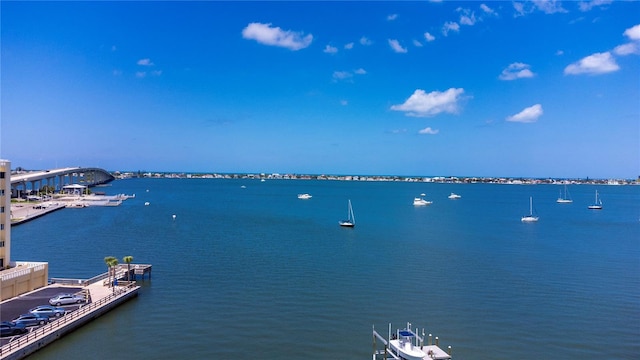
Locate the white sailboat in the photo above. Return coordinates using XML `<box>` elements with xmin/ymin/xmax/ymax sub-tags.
<box><xmin>339</xmin><ymin>199</ymin><xmax>355</xmax><ymax>227</ymax></box>
<box><xmin>556</xmin><ymin>185</ymin><xmax>573</xmax><ymax>203</ymax></box>
<box><xmin>588</xmin><ymin>190</ymin><xmax>603</xmax><ymax>210</ymax></box>
<box><xmin>521</xmin><ymin>196</ymin><xmax>539</xmax><ymax>222</ymax></box>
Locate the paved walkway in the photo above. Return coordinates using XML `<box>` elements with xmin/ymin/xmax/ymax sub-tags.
<box><xmin>10</xmin><ymin>201</ymin><xmax>66</xmax><ymax>225</ymax></box>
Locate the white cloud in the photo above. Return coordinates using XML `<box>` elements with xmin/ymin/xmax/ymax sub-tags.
<box><xmin>340</xmin><ymin>100</ymin><xmax>348</xmax><ymax>106</ymax></box>
<box><xmin>578</xmin><ymin>0</ymin><xmax>613</xmax><ymax>12</ymax></box>
<box><xmin>442</xmin><ymin>22</ymin><xmax>460</xmax><ymax>36</ymax></box>
<box><xmin>332</xmin><ymin>71</ymin><xmax>352</xmax><ymax>81</ymax></box>
<box><xmin>564</xmin><ymin>52</ymin><xmax>619</xmax><ymax>75</ymax></box>
<box><xmin>480</xmin><ymin>3</ymin><xmax>496</xmax><ymax>15</ymax></box>
<box><xmin>424</xmin><ymin>32</ymin><xmax>435</xmax><ymax>42</ymax></box>
<box><xmin>388</xmin><ymin>39</ymin><xmax>408</xmax><ymax>53</ymax></box>
<box><xmin>344</xmin><ymin>42</ymin><xmax>354</xmax><ymax>50</ymax></box>
<box><xmin>624</xmin><ymin>24</ymin><xmax>640</xmax><ymax>41</ymax></box>
<box><xmin>360</xmin><ymin>36</ymin><xmax>373</xmax><ymax>46</ymax></box>
<box><xmin>533</xmin><ymin>0</ymin><xmax>567</xmax><ymax>14</ymax></box>
<box><xmin>614</xmin><ymin>43</ymin><xmax>639</xmax><ymax>56</ymax></box>
<box><xmin>324</xmin><ymin>45</ymin><xmax>338</xmax><ymax>54</ymax></box>
<box><xmin>499</xmin><ymin>62</ymin><xmax>535</xmax><ymax>80</ymax></box>
<box><xmin>387</xmin><ymin>14</ymin><xmax>398</xmax><ymax>21</ymax></box>
<box><xmin>135</xmin><ymin>71</ymin><xmax>146</xmax><ymax>78</ymax></box>
<box><xmin>137</xmin><ymin>58</ymin><xmax>154</xmax><ymax>66</ymax></box>
<box><xmin>418</xmin><ymin>127</ymin><xmax>439</xmax><ymax>135</ymax></box>
<box><xmin>242</xmin><ymin>22</ymin><xmax>312</xmax><ymax>51</ymax></box>
<box><xmin>457</xmin><ymin>8</ymin><xmax>477</xmax><ymax>26</ymax></box>
<box><xmin>507</xmin><ymin>104</ymin><xmax>543</xmax><ymax>123</ymax></box>
<box><xmin>391</xmin><ymin>88</ymin><xmax>465</xmax><ymax>117</ymax></box>
<box><xmin>413</xmin><ymin>39</ymin><xmax>423</xmax><ymax>47</ymax></box>
<box><xmin>333</xmin><ymin>69</ymin><xmax>366</xmax><ymax>82</ymax></box>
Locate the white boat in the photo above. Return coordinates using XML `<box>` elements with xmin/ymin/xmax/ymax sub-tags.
<box><xmin>413</xmin><ymin>196</ymin><xmax>433</xmax><ymax>206</ymax></box>
<box><xmin>521</xmin><ymin>196</ymin><xmax>539</xmax><ymax>222</ymax></box>
<box><xmin>372</xmin><ymin>323</ymin><xmax>451</xmax><ymax>360</ymax></box>
<box><xmin>448</xmin><ymin>192</ymin><xmax>461</xmax><ymax>199</ymax></box>
<box><xmin>556</xmin><ymin>185</ymin><xmax>573</xmax><ymax>203</ymax></box>
<box><xmin>339</xmin><ymin>199</ymin><xmax>355</xmax><ymax>227</ymax></box>
<box><xmin>297</xmin><ymin>193</ymin><xmax>312</xmax><ymax>199</ymax></box>
<box><xmin>588</xmin><ymin>190</ymin><xmax>603</xmax><ymax>210</ymax></box>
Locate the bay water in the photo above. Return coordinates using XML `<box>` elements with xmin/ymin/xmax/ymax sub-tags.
<box><xmin>10</xmin><ymin>179</ymin><xmax>640</xmax><ymax>359</ymax></box>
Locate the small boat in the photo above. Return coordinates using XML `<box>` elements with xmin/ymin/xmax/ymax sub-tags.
<box><xmin>448</xmin><ymin>192</ymin><xmax>461</xmax><ymax>199</ymax></box>
<box><xmin>413</xmin><ymin>196</ymin><xmax>433</xmax><ymax>206</ymax></box>
<box><xmin>556</xmin><ymin>185</ymin><xmax>573</xmax><ymax>203</ymax></box>
<box><xmin>588</xmin><ymin>190</ymin><xmax>603</xmax><ymax>210</ymax></box>
<box><xmin>339</xmin><ymin>199</ymin><xmax>355</xmax><ymax>227</ymax></box>
<box><xmin>521</xmin><ymin>196</ymin><xmax>539</xmax><ymax>222</ymax></box>
<box><xmin>297</xmin><ymin>193</ymin><xmax>312</xmax><ymax>199</ymax></box>
<box><xmin>372</xmin><ymin>323</ymin><xmax>451</xmax><ymax>360</ymax></box>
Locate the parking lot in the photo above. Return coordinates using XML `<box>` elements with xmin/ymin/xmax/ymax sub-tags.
<box><xmin>0</xmin><ymin>286</ymin><xmax>88</xmax><ymax>344</ymax></box>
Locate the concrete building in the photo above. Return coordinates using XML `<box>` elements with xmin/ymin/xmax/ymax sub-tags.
<box><xmin>1</xmin><ymin>159</ymin><xmax>10</xmax><ymax>268</ymax></box>
<box><xmin>0</xmin><ymin>159</ymin><xmax>49</xmax><ymax>301</ymax></box>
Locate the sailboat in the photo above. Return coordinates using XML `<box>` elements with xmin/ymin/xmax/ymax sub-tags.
<box><xmin>339</xmin><ymin>199</ymin><xmax>355</xmax><ymax>227</ymax></box>
<box><xmin>588</xmin><ymin>190</ymin><xmax>603</xmax><ymax>210</ymax></box>
<box><xmin>521</xmin><ymin>196</ymin><xmax>539</xmax><ymax>222</ymax></box>
<box><xmin>556</xmin><ymin>184</ymin><xmax>573</xmax><ymax>203</ymax></box>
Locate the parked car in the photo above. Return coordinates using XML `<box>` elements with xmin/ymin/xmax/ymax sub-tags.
<box><xmin>0</xmin><ymin>321</ymin><xmax>27</xmax><ymax>337</ymax></box>
<box><xmin>49</xmin><ymin>293</ymin><xmax>86</xmax><ymax>306</ymax></box>
<box><xmin>12</xmin><ymin>313</ymin><xmax>49</xmax><ymax>327</ymax></box>
<box><xmin>29</xmin><ymin>305</ymin><xmax>66</xmax><ymax>318</ymax></box>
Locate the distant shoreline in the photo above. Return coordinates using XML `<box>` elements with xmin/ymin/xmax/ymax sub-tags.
<box><xmin>112</xmin><ymin>172</ymin><xmax>639</xmax><ymax>185</ymax></box>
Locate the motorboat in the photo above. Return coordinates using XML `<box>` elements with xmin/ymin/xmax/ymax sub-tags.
<box><xmin>413</xmin><ymin>197</ymin><xmax>433</xmax><ymax>206</ymax></box>
<box><xmin>297</xmin><ymin>193</ymin><xmax>312</xmax><ymax>199</ymax></box>
<box><xmin>372</xmin><ymin>322</ymin><xmax>451</xmax><ymax>360</ymax></box>
<box><xmin>521</xmin><ymin>196</ymin><xmax>539</xmax><ymax>222</ymax></box>
<box><xmin>448</xmin><ymin>193</ymin><xmax>461</xmax><ymax>199</ymax></box>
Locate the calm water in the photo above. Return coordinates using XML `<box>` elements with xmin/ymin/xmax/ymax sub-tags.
<box><xmin>10</xmin><ymin>179</ymin><xmax>640</xmax><ymax>359</ymax></box>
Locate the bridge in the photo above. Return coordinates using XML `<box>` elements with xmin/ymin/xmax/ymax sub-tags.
<box><xmin>10</xmin><ymin>167</ymin><xmax>115</xmax><ymax>197</ymax></box>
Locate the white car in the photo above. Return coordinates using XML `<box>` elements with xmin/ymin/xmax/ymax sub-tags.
<box><xmin>49</xmin><ymin>293</ymin><xmax>86</xmax><ymax>306</ymax></box>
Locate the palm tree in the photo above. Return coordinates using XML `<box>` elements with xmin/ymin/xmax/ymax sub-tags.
<box><xmin>123</xmin><ymin>256</ymin><xmax>134</xmax><ymax>282</ymax></box>
<box><xmin>104</xmin><ymin>256</ymin><xmax>117</xmax><ymax>287</ymax></box>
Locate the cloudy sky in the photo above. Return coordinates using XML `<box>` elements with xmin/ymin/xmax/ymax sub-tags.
<box><xmin>1</xmin><ymin>1</ymin><xmax>638</xmax><ymax>178</ymax></box>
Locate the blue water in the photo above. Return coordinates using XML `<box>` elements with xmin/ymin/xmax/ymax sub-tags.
<box><xmin>10</xmin><ymin>179</ymin><xmax>640</xmax><ymax>359</ymax></box>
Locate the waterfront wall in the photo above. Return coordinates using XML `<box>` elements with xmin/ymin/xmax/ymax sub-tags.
<box><xmin>0</xmin><ymin>262</ymin><xmax>48</xmax><ymax>301</ymax></box>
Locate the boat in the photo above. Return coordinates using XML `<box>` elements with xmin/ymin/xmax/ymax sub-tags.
<box><xmin>339</xmin><ymin>199</ymin><xmax>355</xmax><ymax>227</ymax></box>
<box><xmin>588</xmin><ymin>190</ymin><xmax>603</xmax><ymax>210</ymax></box>
<box><xmin>372</xmin><ymin>323</ymin><xmax>452</xmax><ymax>360</ymax></box>
<box><xmin>297</xmin><ymin>193</ymin><xmax>312</xmax><ymax>199</ymax></box>
<box><xmin>521</xmin><ymin>196</ymin><xmax>539</xmax><ymax>222</ymax></box>
<box><xmin>413</xmin><ymin>196</ymin><xmax>433</xmax><ymax>206</ymax></box>
<box><xmin>556</xmin><ymin>185</ymin><xmax>573</xmax><ymax>203</ymax></box>
<box><xmin>448</xmin><ymin>192</ymin><xmax>461</xmax><ymax>199</ymax></box>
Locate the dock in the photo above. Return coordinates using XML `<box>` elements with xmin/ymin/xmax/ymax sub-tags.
<box><xmin>0</xmin><ymin>264</ymin><xmax>150</xmax><ymax>360</ymax></box>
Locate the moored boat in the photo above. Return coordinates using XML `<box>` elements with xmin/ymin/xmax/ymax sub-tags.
<box><xmin>297</xmin><ymin>193</ymin><xmax>312</xmax><ymax>199</ymax></box>
<box><xmin>448</xmin><ymin>193</ymin><xmax>461</xmax><ymax>199</ymax></box>
<box><xmin>372</xmin><ymin>322</ymin><xmax>452</xmax><ymax>360</ymax></box>
<box><xmin>339</xmin><ymin>199</ymin><xmax>355</xmax><ymax>227</ymax></box>
<box><xmin>413</xmin><ymin>196</ymin><xmax>433</xmax><ymax>206</ymax></box>
<box><xmin>588</xmin><ymin>190</ymin><xmax>603</xmax><ymax>210</ymax></box>
<box><xmin>521</xmin><ymin>196</ymin><xmax>539</xmax><ymax>222</ymax></box>
<box><xmin>556</xmin><ymin>185</ymin><xmax>573</xmax><ymax>203</ymax></box>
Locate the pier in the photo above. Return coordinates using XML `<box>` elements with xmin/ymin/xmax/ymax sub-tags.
<box><xmin>0</xmin><ymin>264</ymin><xmax>150</xmax><ymax>360</ymax></box>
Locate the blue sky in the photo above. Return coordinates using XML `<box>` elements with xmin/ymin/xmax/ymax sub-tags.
<box><xmin>1</xmin><ymin>1</ymin><xmax>638</xmax><ymax>178</ymax></box>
